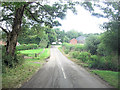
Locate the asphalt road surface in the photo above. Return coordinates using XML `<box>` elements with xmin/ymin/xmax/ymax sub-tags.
<box><xmin>21</xmin><ymin>46</ymin><xmax>112</xmax><ymax>88</ymax></box>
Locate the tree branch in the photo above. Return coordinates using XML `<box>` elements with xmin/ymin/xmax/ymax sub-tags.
<box><xmin>0</xmin><ymin>26</ymin><xmax>9</xmax><ymax>34</ymax></box>
<box><xmin>35</xmin><ymin>2</ymin><xmax>52</xmax><ymax>15</ymax></box>
<box><xmin>25</xmin><ymin>7</ymin><xmax>43</xmax><ymax>23</ymax></box>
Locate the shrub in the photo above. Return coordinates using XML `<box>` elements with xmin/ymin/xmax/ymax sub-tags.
<box><xmin>88</xmin><ymin>55</ymin><xmax>105</xmax><ymax>69</ymax></box>
<box><xmin>88</xmin><ymin>55</ymin><xmax>118</xmax><ymax>71</ymax></box>
<box><xmin>64</xmin><ymin>49</ymin><xmax>69</xmax><ymax>54</ymax></box>
<box><xmin>2</xmin><ymin>46</ymin><xmax>24</xmax><ymax>73</ymax></box>
<box><xmin>77</xmin><ymin>52</ymin><xmax>91</xmax><ymax>63</ymax></box>
<box><xmin>74</xmin><ymin>44</ymin><xmax>84</xmax><ymax>51</ymax></box>
<box><xmin>16</xmin><ymin>44</ymin><xmax>38</xmax><ymax>50</ymax></box>
<box><xmin>71</xmin><ymin>51</ymin><xmax>80</xmax><ymax>58</ymax></box>
<box><xmin>62</xmin><ymin>43</ymin><xmax>74</xmax><ymax>51</ymax></box>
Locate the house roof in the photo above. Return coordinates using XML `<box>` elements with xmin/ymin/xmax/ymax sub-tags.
<box><xmin>76</xmin><ymin>36</ymin><xmax>86</xmax><ymax>41</ymax></box>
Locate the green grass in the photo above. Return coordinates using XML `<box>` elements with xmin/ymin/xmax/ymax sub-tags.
<box><xmin>38</xmin><ymin>48</ymin><xmax>50</xmax><ymax>60</ymax></box>
<box><xmin>2</xmin><ymin>48</ymin><xmax>50</xmax><ymax>88</ymax></box>
<box><xmin>19</xmin><ymin>48</ymin><xmax>43</xmax><ymax>57</ymax></box>
<box><xmin>91</xmin><ymin>70</ymin><xmax>119</xmax><ymax>88</ymax></box>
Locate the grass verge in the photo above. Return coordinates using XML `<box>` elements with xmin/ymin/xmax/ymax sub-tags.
<box><xmin>19</xmin><ymin>48</ymin><xmax>43</xmax><ymax>57</ymax></box>
<box><xmin>91</xmin><ymin>70</ymin><xmax>118</xmax><ymax>88</ymax></box>
<box><xmin>2</xmin><ymin>48</ymin><xmax>50</xmax><ymax>88</ymax></box>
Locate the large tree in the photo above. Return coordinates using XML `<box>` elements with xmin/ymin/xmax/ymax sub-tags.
<box><xmin>82</xmin><ymin>2</ymin><xmax>119</xmax><ymax>54</ymax></box>
<box><xmin>0</xmin><ymin>1</ymin><xmax>77</xmax><ymax>56</ymax></box>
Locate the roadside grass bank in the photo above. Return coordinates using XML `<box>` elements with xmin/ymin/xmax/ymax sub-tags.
<box><xmin>58</xmin><ymin>46</ymin><xmax>119</xmax><ymax>88</ymax></box>
<box><xmin>2</xmin><ymin>48</ymin><xmax>50</xmax><ymax>88</ymax></box>
<box><xmin>91</xmin><ymin>70</ymin><xmax>118</xmax><ymax>88</ymax></box>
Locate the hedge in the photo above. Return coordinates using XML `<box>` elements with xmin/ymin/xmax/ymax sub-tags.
<box><xmin>16</xmin><ymin>44</ymin><xmax>38</xmax><ymax>50</ymax></box>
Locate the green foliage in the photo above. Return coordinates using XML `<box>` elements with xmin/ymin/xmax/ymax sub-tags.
<box><xmin>16</xmin><ymin>44</ymin><xmax>38</xmax><ymax>50</ymax></box>
<box><xmin>88</xmin><ymin>55</ymin><xmax>118</xmax><ymax>71</ymax></box>
<box><xmin>77</xmin><ymin>52</ymin><xmax>91</xmax><ymax>63</ymax></box>
<box><xmin>74</xmin><ymin>44</ymin><xmax>84</xmax><ymax>51</ymax></box>
<box><xmin>97</xmin><ymin>42</ymin><xmax>107</xmax><ymax>56</ymax></box>
<box><xmin>39</xmin><ymin>33</ymin><xmax>49</xmax><ymax>48</ymax></box>
<box><xmin>71</xmin><ymin>51</ymin><xmax>80</xmax><ymax>58</ymax></box>
<box><xmin>45</xmin><ymin>28</ymin><xmax>57</xmax><ymax>44</ymax></box>
<box><xmin>54</xmin><ymin>28</ymin><xmax>65</xmax><ymax>43</ymax></box>
<box><xmin>65</xmin><ymin>30</ymin><xmax>79</xmax><ymax>40</ymax></box>
<box><xmin>85</xmin><ymin>35</ymin><xmax>100</xmax><ymax>55</ymax></box>
<box><xmin>64</xmin><ymin>49</ymin><xmax>69</xmax><ymax>54</ymax></box>
<box><xmin>99</xmin><ymin>31</ymin><xmax>118</xmax><ymax>55</ymax></box>
<box><xmin>62</xmin><ymin>43</ymin><xmax>74</xmax><ymax>51</ymax></box>
<box><xmin>2</xmin><ymin>46</ymin><xmax>24</xmax><ymax>73</ymax></box>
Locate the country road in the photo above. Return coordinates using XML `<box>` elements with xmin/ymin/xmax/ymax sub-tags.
<box><xmin>21</xmin><ymin>46</ymin><xmax>112</xmax><ymax>88</ymax></box>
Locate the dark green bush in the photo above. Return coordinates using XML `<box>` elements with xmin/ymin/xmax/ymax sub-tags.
<box><xmin>16</xmin><ymin>44</ymin><xmax>38</xmax><ymax>50</ymax></box>
<box><xmin>71</xmin><ymin>51</ymin><xmax>80</xmax><ymax>58</ymax></box>
<box><xmin>2</xmin><ymin>46</ymin><xmax>24</xmax><ymax>73</ymax></box>
<box><xmin>88</xmin><ymin>55</ymin><xmax>118</xmax><ymax>71</ymax></box>
<box><xmin>64</xmin><ymin>49</ymin><xmax>69</xmax><ymax>54</ymax></box>
<box><xmin>77</xmin><ymin>52</ymin><xmax>91</xmax><ymax>62</ymax></box>
<box><xmin>74</xmin><ymin>44</ymin><xmax>84</xmax><ymax>51</ymax></box>
<box><xmin>88</xmin><ymin>55</ymin><xmax>104</xmax><ymax>69</ymax></box>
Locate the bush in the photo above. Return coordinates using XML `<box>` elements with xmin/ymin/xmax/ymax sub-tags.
<box><xmin>88</xmin><ymin>55</ymin><xmax>118</xmax><ymax>71</ymax></box>
<box><xmin>74</xmin><ymin>44</ymin><xmax>84</xmax><ymax>51</ymax></box>
<box><xmin>88</xmin><ymin>55</ymin><xmax>104</xmax><ymax>69</ymax></box>
<box><xmin>62</xmin><ymin>43</ymin><xmax>74</xmax><ymax>51</ymax></box>
<box><xmin>2</xmin><ymin>46</ymin><xmax>24</xmax><ymax>73</ymax></box>
<box><xmin>16</xmin><ymin>44</ymin><xmax>38</xmax><ymax>50</ymax></box>
<box><xmin>71</xmin><ymin>51</ymin><xmax>80</xmax><ymax>58</ymax></box>
<box><xmin>77</xmin><ymin>52</ymin><xmax>91</xmax><ymax>63</ymax></box>
<box><xmin>64</xmin><ymin>49</ymin><xmax>69</xmax><ymax>54</ymax></box>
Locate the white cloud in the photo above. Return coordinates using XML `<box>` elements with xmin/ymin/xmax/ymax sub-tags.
<box><xmin>57</xmin><ymin>5</ymin><xmax>109</xmax><ymax>34</ymax></box>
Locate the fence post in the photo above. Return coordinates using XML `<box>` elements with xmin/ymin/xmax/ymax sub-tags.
<box><xmin>35</xmin><ymin>53</ymin><xmax>37</xmax><ymax>57</ymax></box>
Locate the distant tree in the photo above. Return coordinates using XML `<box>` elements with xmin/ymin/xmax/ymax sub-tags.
<box><xmin>39</xmin><ymin>32</ymin><xmax>49</xmax><ymax>48</ymax></box>
<box><xmin>65</xmin><ymin>30</ymin><xmax>79</xmax><ymax>40</ymax></box>
<box><xmin>55</xmin><ymin>28</ymin><xmax>65</xmax><ymax>43</ymax></box>
<box><xmin>44</xmin><ymin>27</ymin><xmax>57</xmax><ymax>45</ymax></box>
<box><xmin>64</xmin><ymin>36</ymin><xmax>69</xmax><ymax>43</ymax></box>
<box><xmin>85</xmin><ymin>35</ymin><xmax>100</xmax><ymax>55</ymax></box>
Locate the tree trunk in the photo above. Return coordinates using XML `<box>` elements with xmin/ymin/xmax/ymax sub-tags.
<box><xmin>6</xmin><ymin>32</ymin><xmax>18</xmax><ymax>56</ymax></box>
<box><xmin>6</xmin><ymin>7</ymin><xmax>25</xmax><ymax>56</ymax></box>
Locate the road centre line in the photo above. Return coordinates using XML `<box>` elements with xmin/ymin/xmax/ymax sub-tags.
<box><xmin>56</xmin><ymin>52</ymin><xmax>67</xmax><ymax>79</ymax></box>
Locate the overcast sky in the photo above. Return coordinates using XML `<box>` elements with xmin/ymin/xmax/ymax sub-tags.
<box><xmin>55</xmin><ymin>5</ymin><xmax>109</xmax><ymax>34</ymax></box>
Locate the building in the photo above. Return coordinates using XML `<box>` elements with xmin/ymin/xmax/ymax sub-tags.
<box><xmin>70</xmin><ymin>38</ymin><xmax>77</xmax><ymax>45</ymax></box>
<box><xmin>0</xmin><ymin>40</ymin><xmax>6</xmax><ymax>45</ymax></box>
<box><xmin>76</xmin><ymin>36</ymin><xmax>86</xmax><ymax>44</ymax></box>
<box><xmin>0</xmin><ymin>40</ymin><xmax>20</xmax><ymax>46</ymax></box>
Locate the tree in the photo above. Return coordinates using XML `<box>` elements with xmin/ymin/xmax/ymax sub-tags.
<box><xmin>85</xmin><ymin>35</ymin><xmax>100</xmax><ymax>55</ymax></box>
<box><xmin>82</xmin><ymin>2</ymin><xmax>119</xmax><ymax>55</ymax></box>
<box><xmin>0</xmin><ymin>1</ymin><xmax>77</xmax><ymax>56</ymax></box>
<box><xmin>18</xmin><ymin>24</ymin><xmax>44</xmax><ymax>44</ymax></box>
<box><xmin>54</xmin><ymin>28</ymin><xmax>65</xmax><ymax>43</ymax></box>
<box><xmin>39</xmin><ymin>32</ymin><xmax>49</xmax><ymax>48</ymax></box>
<box><xmin>44</xmin><ymin>27</ymin><xmax>57</xmax><ymax>45</ymax></box>
<box><xmin>65</xmin><ymin>30</ymin><xmax>79</xmax><ymax>40</ymax></box>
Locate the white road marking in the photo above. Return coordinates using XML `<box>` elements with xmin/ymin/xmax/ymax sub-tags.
<box><xmin>56</xmin><ymin>52</ymin><xmax>67</xmax><ymax>79</ymax></box>
<box><xmin>61</xmin><ymin>67</ymin><xmax>67</xmax><ymax>79</ymax></box>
